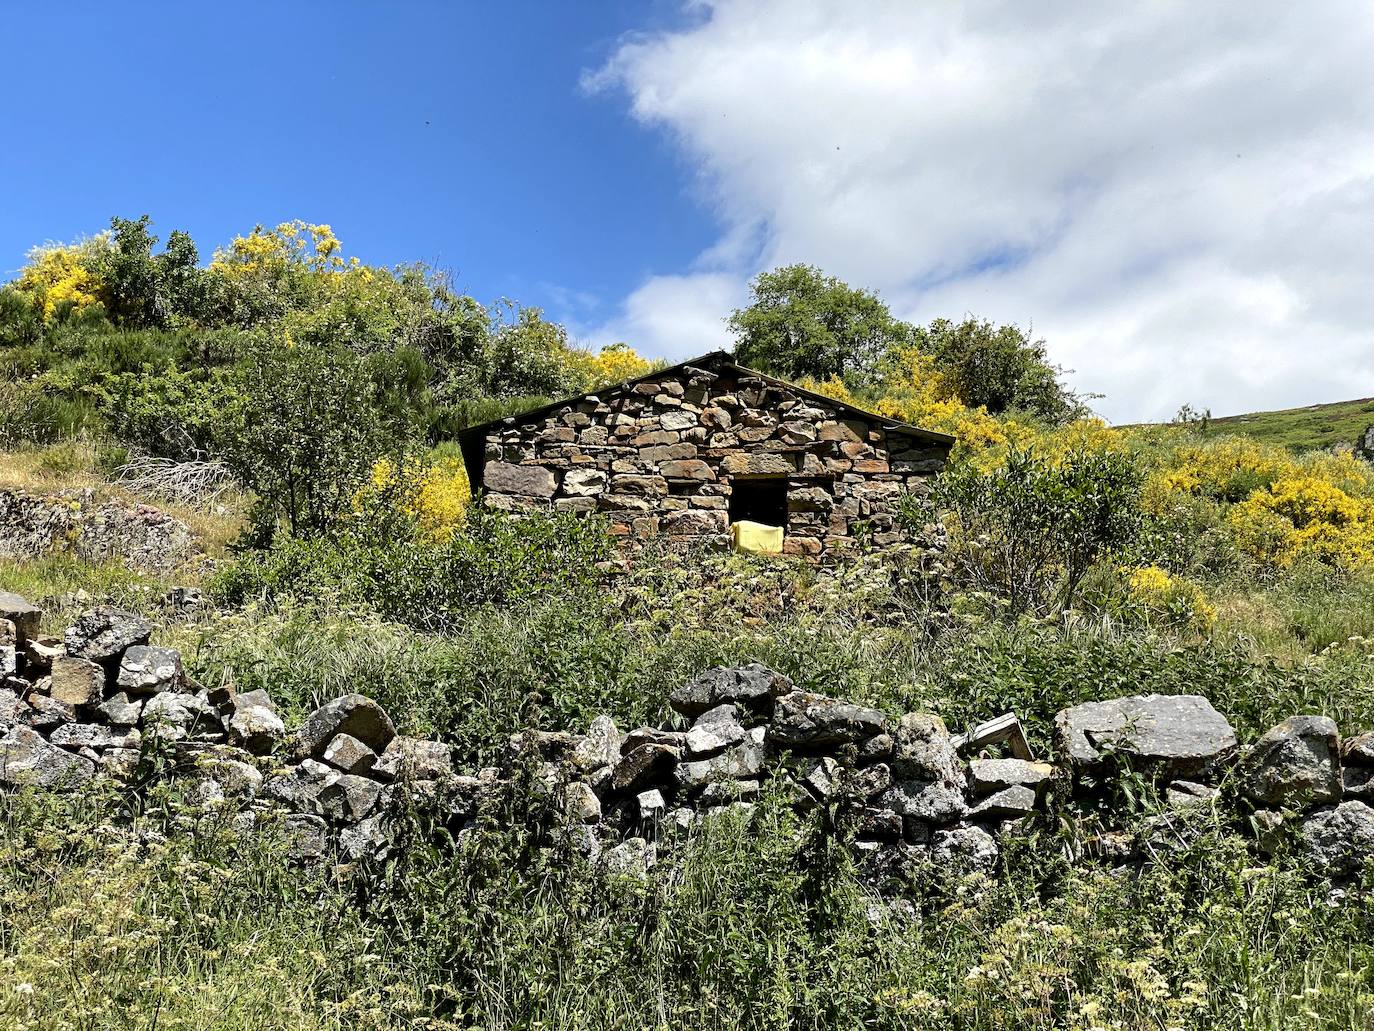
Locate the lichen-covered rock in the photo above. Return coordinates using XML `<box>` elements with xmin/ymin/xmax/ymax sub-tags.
<box><xmin>676</xmin><ymin>728</ymin><xmax>767</xmax><ymax>788</ymax></box>
<box><xmin>284</xmin><ymin>813</ymin><xmax>329</xmax><ymax>861</ymax></box>
<box><xmin>611</xmin><ymin>742</ymin><xmax>680</xmax><ymax>793</ymax></box>
<box><xmin>142</xmin><ymin>691</ymin><xmax>221</xmax><ymax>739</ymax></box>
<box><xmin>64</xmin><ymin>608</ymin><xmax>152</xmax><ymax>663</ymax></box>
<box><xmin>1299</xmin><ymin>801</ymin><xmax>1374</xmax><ymax>879</ymax></box>
<box><xmin>1240</xmin><ymin>716</ymin><xmax>1342</xmax><ymax>808</ymax></box>
<box><xmin>318</xmin><ymin>774</ymin><xmax>384</xmax><ymax>823</ymax></box>
<box><xmin>1054</xmin><ymin>695</ymin><xmax>1237</xmax><ymax>778</ymax></box>
<box><xmin>879</xmin><ymin>778</ymin><xmax>967</xmax><ymax>824</ymax></box>
<box><xmin>931</xmin><ymin>824</ymin><xmax>999</xmax><ymax>876</ymax></box>
<box><xmin>968</xmin><ymin>759</ymin><xmax>1054</xmax><ymax>796</ymax></box>
<box><xmin>968</xmin><ymin>785</ymin><xmax>1038</xmax><ymax>819</ymax></box>
<box><xmin>0</xmin><ymin>725</ymin><xmax>95</xmax><ymax>789</ymax></box>
<box><xmin>49</xmin><ymin>655</ymin><xmax>104</xmax><ymax>707</ymax></box>
<box><xmin>1341</xmin><ymin>732</ymin><xmax>1374</xmax><ymax>768</ymax></box>
<box><xmin>116</xmin><ymin>645</ymin><xmax>183</xmax><ymax>695</ymax></box>
<box><xmin>0</xmin><ymin>592</ymin><xmax>41</xmax><ymax>646</ymax></box>
<box><xmin>685</xmin><ymin>703</ymin><xmax>747</xmax><ymax>758</ymax></box>
<box><xmin>263</xmin><ymin>759</ymin><xmax>338</xmax><ymax>815</ymax></box>
<box><xmin>770</xmin><ymin>692</ymin><xmax>888</xmax><ymax>748</ymax></box>
<box><xmin>97</xmin><ymin>692</ymin><xmax>145</xmax><ymax>726</ymax></box>
<box><xmin>49</xmin><ymin>723</ymin><xmax>141</xmax><ymax>751</ymax></box>
<box><xmin>339</xmin><ymin>814</ymin><xmax>389</xmax><ymax>862</ymax></box>
<box><xmin>226</xmin><ymin>697</ymin><xmax>286</xmax><ymax>755</ymax></box>
<box><xmin>293</xmin><ymin>694</ymin><xmax>396</xmax><ymax>760</ymax></box>
<box><xmin>373</xmin><ymin>736</ymin><xmax>453</xmax><ymax>781</ymax></box>
<box><xmin>603</xmin><ymin>836</ymin><xmax>655</xmax><ymax>878</ymax></box>
<box><xmin>570</xmin><ymin>715</ymin><xmax>621</xmax><ymax>772</ymax></box>
<box><xmin>669</xmin><ymin>664</ymin><xmax>792</xmax><ymax>718</ymax></box>
<box><xmin>323</xmin><ymin>733</ymin><xmax>378</xmax><ymax>775</ymax></box>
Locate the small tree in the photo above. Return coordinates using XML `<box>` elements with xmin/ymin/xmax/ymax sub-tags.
<box><xmin>224</xmin><ymin>340</ymin><xmax>420</xmax><ymax>536</ymax></box>
<box><xmin>917</xmin><ymin>447</ymin><xmax>1143</xmax><ymax>615</ymax></box>
<box><xmin>728</xmin><ymin>264</ymin><xmax>912</xmax><ymax>383</ymax></box>
<box><xmin>912</xmin><ymin>317</ymin><xmax>1088</xmax><ymax>424</ymax></box>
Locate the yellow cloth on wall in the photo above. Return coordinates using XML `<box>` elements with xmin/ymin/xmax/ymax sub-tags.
<box><xmin>731</xmin><ymin>520</ymin><xmax>784</xmax><ymax>555</ymax></box>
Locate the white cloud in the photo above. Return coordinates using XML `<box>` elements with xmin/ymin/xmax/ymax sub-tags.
<box><xmin>587</xmin><ymin>0</ymin><xmax>1374</xmax><ymax>422</ymax></box>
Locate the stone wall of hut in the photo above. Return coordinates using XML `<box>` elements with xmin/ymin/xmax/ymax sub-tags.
<box><xmin>474</xmin><ymin>363</ymin><xmax>950</xmax><ymax>557</ymax></box>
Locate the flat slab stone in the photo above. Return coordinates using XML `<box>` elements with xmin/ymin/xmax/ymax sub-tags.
<box><xmin>1054</xmin><ymin>694</ymin><xmax>1237</xmax><ymax>778</ymax></box>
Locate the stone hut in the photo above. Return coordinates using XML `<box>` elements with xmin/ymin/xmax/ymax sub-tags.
<box><xmin>457</xmin><ymin>351</ymin><xmax>954</xmax><ymax>557</ymax></box>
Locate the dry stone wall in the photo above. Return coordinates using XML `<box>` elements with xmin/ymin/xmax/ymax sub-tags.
<box><xmin>0</xmin><ymin>488</ymin><xmax>199</xmax><ymax>575</ymax></box>
<box><xmin>474</xmin><ymin>359</ymin><xmax>950</xmax><ymax>557</ymax></box>
<box><xmin>2</xmin><ymin>590</ymin><xmax>1372</xmax><ymax>887</ymax></box>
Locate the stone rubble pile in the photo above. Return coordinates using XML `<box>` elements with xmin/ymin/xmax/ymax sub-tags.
<box><xmin>2</xmin><ymin>589</ymin><xmax>1373</xmax><ymax>885</ymax></box>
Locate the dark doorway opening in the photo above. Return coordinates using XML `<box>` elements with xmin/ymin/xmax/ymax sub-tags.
<box><xmin>729</xmin><ymin>477</ymin><xmax>788</xmax><ymax>527</ymax></box>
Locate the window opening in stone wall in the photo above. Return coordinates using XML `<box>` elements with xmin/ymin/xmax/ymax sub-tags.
<box><xmin>728</xmin><ymin>476</ymin><xmax>788</xmax><ymax>528</ymax></box>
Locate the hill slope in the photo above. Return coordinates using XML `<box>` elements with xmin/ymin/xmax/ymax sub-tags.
<box><xmin>1163</xmin><ymin>397</ymin><xmax>1374</xmax><ymax>451</ymax></box>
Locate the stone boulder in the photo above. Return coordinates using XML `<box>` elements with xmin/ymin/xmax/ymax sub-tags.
<box><xmin>49</xmin><ymin>656</ymin><xmax>104</xmax><ymax>707</ymax></box>
<box><xmin>1240</xmin><ymin>716</ymin><xmax>1342</xmax><ymax>808</ymax></box>
<box><xmin>669</xmin><ymin>664</ymin><xmax>792</xmax><ymax>718</ymax></box>
<box><xmin>931</xmin><ymin>824</ymin><xmax>999</xmax><ymax>876</ymax></box>
<box><xmin>225</xmin><ymin>691</ymin><xmax>286</xmax><ymax>755</ymax></box>
<box><xmin>1299</xmin><ymin>801</ymin><xmax>1374</xmax><ymax>880</ymax></box>
<box><xmin>1342</xmin><ymin>732</ymin><xmax>1374</xmax><ymax>767</ymax></box>
<box><xmin>770</xmin><ymin>692</ymin><xmax>888</xmax><ymax>748</ymax></box>
<box><xmin>1054</xmin><ymin>695</ymin><xmax>1237</xmax><ymax>778</ymax></box>
<box><xmin>293</xmin><ymin>694</ymin><xmax>396</xmax><ymax>760</ymax></box>
<box><xmin>685</xmin><ymin>704</ymin><xmax>747</xmax><ymax>759</ymax></box>
<box><xmin>0</xmin><ymin>593</ymin><xmax>41</xmax><ymax>646</ymax></box>
<box><xmin>373</xmin><ymin>736</ymin><xmax>453</xmax><ymax>781</ymax></box>
<box><xmin>64</xmin><ymin>608</ymin><xmax>152</xmax><ymax>664</ymax></box>
<box><xmin>116</xmin><ymin>645</ymin><xmax>183</xmax><ymax>695</ymax></box>
<box><xmin>0</xmin><ymin>725</ymin><xmax>95</xmax><ymax>789</ymax></box>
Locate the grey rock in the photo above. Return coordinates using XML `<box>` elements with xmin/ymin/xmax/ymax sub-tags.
<box><xmin>1341</xmin><ymin>732</ymin><xmax>1374</xmax><ymax>768</ymax></box>
<box><xmin>338</xmin><ymin>815</ymin><xmax>389</xmax><ymax>862</ymax></box>
<box><xmin>879</xmin><ymin>779</ymin><xmax>967</xmax><ymax>824</ymax></box>
<box><xmin>143</xmin><ymin>691</ymin><xmax>220</xmax><ymax>739</ymax></box>
<box><xmin>293</xmin><ymin>694</ymin><xmax>396</xmax><ymax>759</ymax></box>
<box><xmin>23</xmin><ymin>691</ymin><xmax>74</xmax><ymax>730</ymax></box>
<box><xmin>1166</xmin><ymin>780</ymin><xmax>1220</xmax><ymax>809</ymax></box>
<box><xmin>1054</xmin><ymin>695</ymin><xmax>1237</xmax><ymax>778</ymax></box>
<box><xmin>48</xmin><ymin>656</ymin><xmax>104</xmax><ymax>707</ymax></box>
<box><xmin>565</xmin><ymin>781</ymin><xmax>602</xmax><ymax>823</ymax></box>
<box><xmin>968</xmin><ymin>758</ymin><xmax>1053</xmax><ymax>796</ymax></box>
<box><xmin>853</xmin><ymin>806</ymin><xmax>903</xmax><ymax>840</ymax></box>
<box><xmin>0</xmin><ymin>593</ymin><xmax>41</xmax><ymax>646</ymax></box>
<box><xmin>675</xmin><ymin>727</ymin><xmax>766</xmax><ymax>789</ymax></box>
<box><xmin>771</xmin><ymin>691</ymin><xmax>888</xmax><ymax>748</ymax></box>
<box><xmin>322</xmin><ymin>733</ymin><xmax>378</xmax><ymax>775</ymax></box>
<box><xmin>968</xmin><ymin>785</ymin><xmax>1038</xmax><ymax>820</ymax></box>
<box><xmin>619</xmin><ymin>727</ymin><xmax>685</xmax><ymax>754</ymax></box>
<box><xmin>700</xmin><ymin>779</ymin><xmax>760</xmax><ymax>804</ymax></box>
<box><xmin>570</xmin><ymin>715</ymin><xmax>621</xmax><ymax>771</ymax></box>
<box><xmin>116</xmin><ymin>645</ymin><xmax>183</xmax><ymax>695</ymax></box>
<box><xmin>97</xmin><ymin>692</ymin><xmax>144</xmax><ymax>726</ymax></box>
<box><xmin>892</xmin><ymin>713</ymin><xmax>965</xmax><ymax>785</ymax></box>
<box><xmin>284</xmin><ymin>813</ymin><xmax>329</xmax><ymax>861</ymax></box>
<box><xmin>669</xmin><ymin>664</ymin><xmax>792</xmax><ymax>717</ymax></box>
<box><xmin>800</xmin><ymin>755</ymin><xmax>842</xmax><ymax>799</ymax></box>
<box><xmin>263</xmin><ymin>759</ymin><xmax>338</xmax><ymax>815</ymax></box>
<box><xmin>636</xmin><ymin>788</ymin><xmax>667</xmax><ymax>818</ymax></box>
<box><xmin>98</xmin><ymin>747</ymin><xmax>141</xmax><ymax>779</ymax></box>
<box><xmin>64</xmin><ymin>607</ymin><xmax>152</xmax><ymax>663</ymax></box>
<box><xmin>373</xmin><ymin>736</ymin><xmax>452</xmax><ymax>781</ymax></box>
<box><xmin>1240</xmin><ymin>716</ymin><xmax>1342</xmax><ymax>808</ymax></box>
<box><xmin>1252</xmin><ymin>809</ymin><xmax>1286</xmax><ymax>855</ymax></box>
<box><xmin>931</xmin><ymin>824</ymin><xmax>1000</xmax><ymax>876</ymax></box>
<box><xmin>1299</xmin><ymin>801</ymin><xmax>1374</xmax><ymax>879</ymax></box>
<box><xmin>603</xmin><ymin>836</ymin><xmax>655</xmax><ymax>878</ymax></box>
<box><xmin>609</xmin><ymin>741</ymin><xmax>678</xmax><ymax>794</ymax></box>
<box><xmin>24</xmin><ymin>637</ymin><xmax>64</xmax><ymax>675</ymax></box>
<box><xmin>318</xmin><ymin>774</ymin><xmax>384</xmax><ymax>823</ymax></box>
<box><xmin>0</xmin><ymin>725</ymin><xmax>95</xmax><ymax>789</ymax></box>
<box><xmin>198</xmin><ymin>757</ymin><xmax>263</xmax><ymax>799</ymax></box>
<box><xmin>1343</xmin><ymin>766</ymin><xmax>1374</xmax><ymax>801</ymax></box>
<box><xmin>49</xmin><ymin>723</ymin><xmax>141</xmax><ymax>751</ymax></box>
<box><xmin>485</xmin><ymin>461</ymin><xmax>556</xmax><ymax>498</ymax></box>
<box><xmin>225</xmin><ymin>702</ymin><xmax>285</xmax><ymax>755</ymax></box>
<box><xmin>685</xmin><ymin>703</ymin><xmax>746</xmax><ymax>758</ymax></box>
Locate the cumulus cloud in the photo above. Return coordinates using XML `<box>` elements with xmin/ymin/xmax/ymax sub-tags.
<box><xmin>586</xmin><ymin>0</ymin><xmax>1374</xmax><ymax>421</ymax></box>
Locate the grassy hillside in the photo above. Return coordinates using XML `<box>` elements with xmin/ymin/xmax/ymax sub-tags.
<box><xmin>1180</xmin><ymin>397</ymin><xmax>1374</xmax><ymax>451</ymax></box>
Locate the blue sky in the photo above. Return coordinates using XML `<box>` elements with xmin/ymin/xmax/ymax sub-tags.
<box><xmin>1</xmin><ymin>1</ymin><xmax>710</xmax><ymax>321</ymax></box>
<box><xmin>5</xmin><ymin>2</ymin><xmax>1374</xmax><ymax>421</ymax></box>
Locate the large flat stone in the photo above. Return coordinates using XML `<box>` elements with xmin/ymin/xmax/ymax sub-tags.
<box><xmin>1054</xmin><ymin>695</ymin><xmax>1237</xmax><ymax>778</ymax></box>
<box><xmin>484</xmin><ymin>462</ymin><xmax>556</xmax><ymax>499</ymax></box>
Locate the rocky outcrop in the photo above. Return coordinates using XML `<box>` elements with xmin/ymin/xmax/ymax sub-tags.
<box><xmin>0</xmin><ymin>489</ymin><xmax>199</xmax><ymax>575</ymax></box>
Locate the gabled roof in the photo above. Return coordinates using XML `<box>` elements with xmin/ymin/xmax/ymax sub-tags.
<box><xmin>456</xmin><ymin>350</ymin><xmax>957</xmax><ymax>452</ymax></box>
